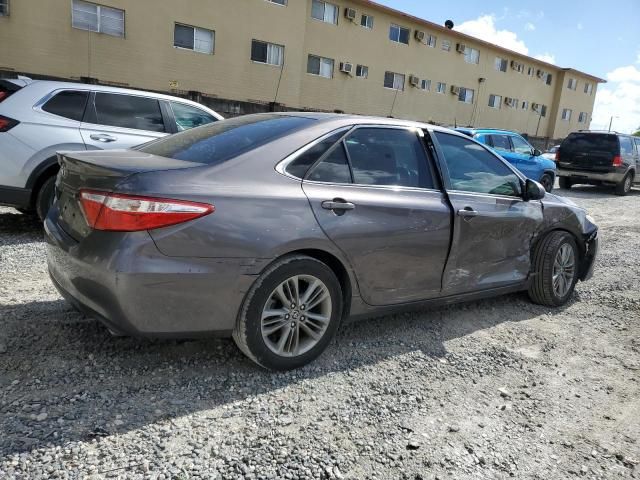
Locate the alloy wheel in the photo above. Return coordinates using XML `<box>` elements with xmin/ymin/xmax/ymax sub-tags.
<box><xmin>552</xmin><ymin>243</ymin><xmax>576</xmax><ymax>298</ymax></box>
<box><xmin>261</xmin><ymin>275</ymin><xmax>332</xmax><ymax>357</ymax></box>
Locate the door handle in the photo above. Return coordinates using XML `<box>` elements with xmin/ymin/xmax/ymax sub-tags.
<box><xmin>321</xmin><ymin>199</ymin><xmax>356</xmax><ymax>211</ymax></box>
<box><xmin>457</xmin><ymin>207</ymin><xmax>478</xmax><ymax>218</ymax></box>
<box><xmin>90</xmin><ymin>133</ymin><xmax>117</xmax><ymax>143</ymax></box>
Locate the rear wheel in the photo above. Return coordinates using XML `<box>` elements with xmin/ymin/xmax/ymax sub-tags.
<box><xmin>539</xmin><ymin>173</ymin><xmax>554</xmax><ymax>193</ymax></box>
<box><xmin>614</xmin><ymin>173</ymin><xmax>632</xmax><ymax>196</ymax></box>
<box><xmin>528</xmin><ymin>231</ymin><xmax>579</xmax><ymax>307</ymax></box>
<box><xmin>558</xmin><ymin>177</ymin><xmax>573</xmax><ymax>190</ymax></box>
<box><xmin>35</xmin><ymin>175</ymin><xmax>56</xmax><ymax>221</ymax></box>
<box><xmin>233</xmin><ymin>255</ymin><xmax>343</xmax><ymax>370</ymax></box>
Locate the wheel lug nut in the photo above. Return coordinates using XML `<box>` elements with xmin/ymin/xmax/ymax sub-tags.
<box><xmin>300</xmin><ymin>305</ymin><xmax>305</xmax><ymax>310</ymax></box>
<box><xmin>291</xmin><ymin>304</ymin><xmax>296</xmax><ymax>309</ymax></box>
<box><xmin>285</xmin><ymin>314</ymin><xmax>290</xmax><ymax>319</ymax></box>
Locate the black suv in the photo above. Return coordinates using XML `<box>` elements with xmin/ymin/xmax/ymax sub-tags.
<box><xmin>556</xmin><ymin>131</ymin><xmax>639</xmax><ymax>195</ymax></box>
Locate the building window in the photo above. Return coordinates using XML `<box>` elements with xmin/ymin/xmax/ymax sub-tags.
<box><xmin>458</xmin><ymin>87</ymin><xmax>474</xmax><ymax>104</ymax></box>
<box><xmin>494</xmin><ymin>57</ymin><xmax>508</xmax><ymax>72</ymax></box>
<box><xmin>307</xmin><ymin>54</ymin><xmax>334</xmax><ymax>78</ymax></box>
<box><xmin>521</xmin><ymin>100</ymin><xmax>529</xmax><ymax>110</ymax></box>
<box><xmin>72</xmin><ymin>0</ymin><xmax>124</xmax><ymax>37</ymax></box>
<box><xmin>584</xmin><ymin>83</ymin><xmax>593</xmax><ymax>95</ymax></box>
<box><xmin>420</xmin><ymin>79</ymin><xmax>431</xmax><ymax>91</ymax></box>
<box><xmin>356</xmin><ymin>65</ymin><xmax>369</xmax><ymax>78</ymax></box>
<box><xmin>384</xmin><ymin>71</ymin><xmax>405</xmax><ymax>91</ymax></box>
<box><xmin>441</xmin><ymin>40</ymin><xmax>451</xmax><ymax>52</ymax></box>
<box><xmin>436</xmin><ymin>82</ymin><xmax>446</xmax><ymax>94</ymax></box>
<box><xmin>251</xmin><ymin>40</ymin><xmax>284</xmax><ymax>66</ymax></box>
<box><xmin>543</xmin><ymin>73</ymin><xmax>553</xmax><ymax>85</ymax></box>
<box><xmin>578</xmin><ymin>112</ymin><xmax>588</xmax><ymax>123</ymax></box>
<box><xmin>361</xmin><ymin>14</ymin><xmax>373</xmax><ymax>29</ymax></box>
<box><xmin>562</xmin><ymin>108</ymin><xmax>572</xmax><ymax>121</ymax></box>
<box><xmin>0</xmin><ymin>0</ymin><xmax>8</xmax><ymax>16</ymax></box>
<box><xmin>389</xmin><ymin>24</ymin><xmax>410</xmax><ymax>44</ymax></box>
<box><xmin>174</xmin><ymin>24</ymin><xmax>214</xmax><ymax>54</ymax></box>
<box><xmin>527</xmin><ymin>66</ymin><xmax>534</xmax><ymax>76</ymax></box>
<box><xmin>266</xmin><ymin>0</ymin><xmax>287</xmax><ymax>5</ymax></box>
<box><xmin>426</xmin><ymin>34</ymin><xmax>436</xmax><ymax>48</ymax></box>
<box><xmin>311</xmin><ymin>0</ymin><xmax>338</xmax><ymax>24</ymax></box>
<box><xmin>464</xmin><ymin>47</ymin><xmax>480</xmax><ymax>64</ymax></box>
<box><xmin>506</xmin><ymin>97</ymin><xmax>518</xmax><ymax>109</ymax></box>
<box><xmin>488</xmin><ymin>94</ymin><xmax>502</xmax><ymax>109</ymax></box>
<box><xmin>567</xmin><ymin>78</ymin><xmax>577</xmax><ymax>90</ymax></box>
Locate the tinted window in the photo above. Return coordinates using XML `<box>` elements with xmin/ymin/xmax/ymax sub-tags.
<box><xmin>562</xmin><ymin>133</ymin><xmax>618</xmax><ymax>155</ymax></box>
<box><xmin>489</xmin><ymin>135</ymin><xmax>511</xmax><ymax>152</ymax></box>
<box><xmin>345</xmin><ymin>128</ymin><xmax>433</xmax><ymax>188</ymax></box>
<box><xmin>307</xmin><ymin>143</ymin><xmax>352</xmax><ymax>183</ymax></box>
<box><xmin>619</xmin><ymin>137</ymin><xmax>633</xmax><ymax>156</ymax></box>
<box><xmin>42</xmin><ymin>90</ymin><xmax>89</xmax><ymax>122</ymax></box>
<box><xmin>511</xmin><ymin>135</ymin><xmax>533</xmax><ymax>155</ymax></box>
<box><xmin>287</xmin><ymin>130</ymin><xmax>346</xmax><ymax>179</ymax></box>
<box><xmin>435</xmin><ymin>132</ymin><xmax>522</xmax><ymax>197</ymax></box>
<box><xmin>138</xmin><ymin>114</ymin><xmax>315</xmax><ymax>165</ymax></box>
<box><xmin>94</xmin><ymin>93</ymin><xmax>165</xmax><ymax>132</ymax></box>
<box><xmin>171</xmin><ymin>102</ymin><xmax>217</xmax><ymax>131</ymax></box>
<box><xmin>174</xmin><ymin>24</ymin><xmax>194</xmax><ymax>49</ymax></box>
<box><xmin>635</xmin><ymin>138</ymin><xmax>640</xmax><ymax>154</ymax></box>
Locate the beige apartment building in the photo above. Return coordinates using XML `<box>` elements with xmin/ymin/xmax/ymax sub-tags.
<box><xmin>0</xmin><ymin>0</ymin><xmax>605</xmax><ymax>140</ymax></box>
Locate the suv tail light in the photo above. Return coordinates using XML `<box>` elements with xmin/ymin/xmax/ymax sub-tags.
<box><xmin>555</xmin><ymin>150</ymin><xmax>560</xmax><ymax>162</ymax></box>
<box><xmin>612</xmin><ymin>155</ymin><xmax>623</xmax><ymax>167</ymax></box>
<box><xmin>79</xmin><ymin>190</ymin><xmax>214</xmax><ymax>232</ymax></box>
<box><xmin>0</xmin><ymin>114</ymin><xmax>19</xmax><ymax>132</ymax></box>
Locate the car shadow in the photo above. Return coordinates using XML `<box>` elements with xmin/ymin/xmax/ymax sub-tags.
<box><xmin>0</xmin><ymin>290</ymin><xmax>575</xmax><ymax>457</ymax></box>
<box><xmin>561</xmin><ymin>184</ymin><xmax>640</xmax><ymax>197</ymax></box>
<box><xmin>0</xmin><ymin>209</ymin><xmax>44</xmax><ymax>247</ymax></box>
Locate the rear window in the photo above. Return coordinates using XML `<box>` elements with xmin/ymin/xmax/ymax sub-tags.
<box><xmin>139</xmin><ymin>115</ymin><xmax>315</xmax><ymax>165</ymax></box>
<box><xmin>562</xmin><ymin>133</ymin><xmax>618</xmax><ymax>155</ymax></box>
<box><xmin>0</xmin><ymin>80</ymin><xmax>22</xmax><ymax>103</ymax></box>
<box><xmin>42</xmin><ymin>90</ymin><xmax>89</xmax><ymax>122</ymax></box>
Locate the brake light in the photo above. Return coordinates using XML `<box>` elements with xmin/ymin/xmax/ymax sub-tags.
<box><xmin>0</xmin><ymin>91</ymin><xmax>8</xmax><ymax>102</ymax></box>
<box><xmin>0</xmin><ymin>114</ymin><xmax>19</xmax><ymax>132</ymax></box>
<box><xmin>612</xmin><ymin>155</ymin><xmax>623</xmax><ymax>167</ymax></box>
<box><xmin>79</xmin><ymin>190</ymin><xmax>214</xmax><ymax>231</ymax></box>
<box><xmin>555</xmin><ymin>150</ymin><xmax>560</xmax><ymax>162</ymax></box>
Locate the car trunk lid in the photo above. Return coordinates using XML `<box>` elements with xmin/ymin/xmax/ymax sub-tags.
<box><xmin>559</xmin><ymin>133</ymin><xmax>619</xmax><ymax>172</ymax></box>
<box><xmin>55</xmin><ymin>150</ymin><xmax>203</xmax><ymax>240</ymax></box>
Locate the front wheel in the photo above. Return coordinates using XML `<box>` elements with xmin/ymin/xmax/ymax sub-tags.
<box><xmin>233</xmin><ymin>255</ymin><xmax>343</xmax><ymax>370</ymax></box>
<box><xmin>539</xmin><ymin>173</ymin><xmax>554</xmax><ymax>193</ymax></box>
<box><xmin>528</xmin><ymin>231</ymin><xmax>579</xmax><ymax>307</ymax></box>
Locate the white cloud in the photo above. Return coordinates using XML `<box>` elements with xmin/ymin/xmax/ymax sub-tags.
<box><xmin>577</xmin><ymin>23</ymin><xmax>583</xmax><ymax>30</ymax></box>
<box><xmin>592</xmin><ymin>65</ymin><xmax>640</xmax><ymax>134</ymax></box>
<box><xmin>636</xmin><ymin>51</ymin><xmax>640</xmax><ymax>64</ymax></box>
<box><xmin>534</xmin><ymin>53</ymin><xmax>557</xmax><ymax>65</ymax></box>
<box><xmin>457</xmin><ymin>15</ymin><xmax>529</xmax><ymax>55</ymax></box>
<box><xmin>525</xmin><ymin>22</ymin><xmax>536</xmax><ymax>31</ymax></box>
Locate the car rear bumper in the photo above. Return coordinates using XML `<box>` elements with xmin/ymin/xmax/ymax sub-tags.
<box><xmin>557</xmin><ymin>168</ymin><xmax>627</xmax><ymax>185</ymax></box>
<box><xmin>45</xmin><ymin>206</ymin><xmax>257</xmax><ymax>338</ymax></box>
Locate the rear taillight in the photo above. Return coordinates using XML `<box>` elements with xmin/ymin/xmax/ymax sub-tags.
<box><xmin>612</xmin><ymin>155</ymin><xmax>623</xmax><ymax>167</ymax></box>
<box><xmin>0</xmin><ymin>114</ymin><xmax>19</xmax><ymax>132</ymax></box>
<box><xmin>0</xmin><ymin>91</ymin><xmax>8</xmax><ymax>102</ymax></box>
<box><xmin>555</xmin><ymin>150</ymin><xmax>560</xmax><ymax>162</ymax></box>
<box><xmin>79</xmin><ymin>190</ymin><xmax>214</xmax><ymax>232</ymax></box>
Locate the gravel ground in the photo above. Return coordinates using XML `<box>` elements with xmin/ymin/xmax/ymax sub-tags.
<box><xmin>0</xmin><ymin>185</ymin><xmax>639</xmax><ymax>480</ymax></box>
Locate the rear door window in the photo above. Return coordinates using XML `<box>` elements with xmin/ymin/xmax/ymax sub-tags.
<box><xmin>307</xmin><ymin>143</ymin><xmax>352</xmax><ymax>183</ymax></box>
<box><xmin>170</xmin><ymin>102</ymin><xmax>218</xmax><ymax>131</ymax></box>
<box><xmin>619</xmin><ymin>137</ymin><xmax>633</xmax><ymax>156</ymax></box>
<box><xmin>138</xmin><ymin>114</ymin><xmax>315</xmax><ymax>165</ymax></box>
<box><xmin>42</xmin><ymin>90</ymin><xmax>89</xmax><ymax>122</ymax></box>
<box><xmin>488</xmin><ymin>135</ymin><xmax>512</xmax><ymax>153</ymax></box>
<box><xmin>344</xmin><ymin>128</ymin><xmax>434</xmax><ymax>188</ymax></box>
<box><xmin>93</xmin><ymin>93</ymin><xmax>166</xmax><ymax>132</ymax></box>
<box><xmin>287</xmin><ymin>130</ymin><xmax>346</xmax><ymax>179</ymax></box>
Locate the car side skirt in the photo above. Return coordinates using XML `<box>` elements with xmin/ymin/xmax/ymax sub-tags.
<box><xmin>0</xmin><ymin>185</ymin><xmax>32</xmax><ymax>208</ymax></box>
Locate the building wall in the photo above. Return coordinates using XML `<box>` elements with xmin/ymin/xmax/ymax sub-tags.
<box><xmin>0</xmin><ymin>0</ymin><xmax>601</xmax><ymax>139</ymax></box>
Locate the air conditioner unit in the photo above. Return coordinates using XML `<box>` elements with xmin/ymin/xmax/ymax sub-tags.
<box><xmin>415</xmin><ymin>30</ymin><xmax>425</xmax><ymax>42</ymax></box>
<box><xmin>339</xmin><ymin>62</ymin><xmax>353</xmax><ymax>74</ymax></box>
<box><xmin>456</xmin><ymin>43</ymin><xmax>466</xmax><ymax>53</ymax></box>
<box><xmin>510</xmin><ymin>60</ymin><xmax>520</xmax><ymax>71</ymax></box>
<box><xmin>505</xmin><ymin>97</ymin><xmax>513</xmax><ymax>106</ymax></box>
<box><xmin>409</xmin><ymin>75</ymin><xmax>420</xmax><ymax>87</ymax></box>
<box><xmin>344</xmin><ymin>8</ymin><xmax>357</xmax><ymax>20</ymax></box>
<box><xmin>536</xmin><ymin>69</ymin><xmax>544</xmax><ymax>78</ymax></box>
<box><xmin>450</xmin><ymin>85</ymin><xmax>461</xmax><ymax>95</ymax></box>
<box><xmin>532</xmin><ymin>102</ymin><xmax>540</xmax><ymax>111</ymax></box>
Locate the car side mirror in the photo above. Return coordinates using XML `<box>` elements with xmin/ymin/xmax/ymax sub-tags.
<box><xmin>524</xmin><ymin>179</ymin><xmax>546</xmax><ymax>201</ymax></box>
<box><xmin>533</xmin><ymin>148</ymin><xmax>542</xmax><ymax>156</ymax></box>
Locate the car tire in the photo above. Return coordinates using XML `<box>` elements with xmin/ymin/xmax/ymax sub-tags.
<box><xmin>540</xmin><ymin>173</ymin><xmax>554</xmax><ymax>193</ymax></box>
<box><xmin>36</xmin><ymin>175</ymin><xmax>56</xmax><ymax>222</ymax></box>
<box><xmin>232</xmin><ymin>255</ymin><xmax>343</xmax><ymax>371</ymax></box>
<box><xmin>528</xmin><ymin>231</ymin><xmax>579</xmax><ymax>307</ymax></box>
<box><xmin>558</xmin><ymin>177</ymin><xmax>573</xmax><ymax>190</ymax></box>
<box><xmin>614</xmin><ymin>173</ymin><xmax>632</xmax><ymax>196</ymax></box>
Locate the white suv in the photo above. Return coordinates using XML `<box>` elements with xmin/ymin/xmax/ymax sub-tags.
<box><xmin>0</xmin><ymin>78</ymin><xmax>223</xmax><ymax>219</ymax></box>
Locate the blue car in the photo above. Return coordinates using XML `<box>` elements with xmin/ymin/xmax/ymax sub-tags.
<box><xmin>455</xmin><ymin>128</ymin><xmax>556</xmax><ymax>192</ymax></box>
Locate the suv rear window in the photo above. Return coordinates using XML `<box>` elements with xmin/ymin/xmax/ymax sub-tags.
<box><xmin>562</xmin><ymin>133</ymin><xmax>619</xmax><ymax>155</ymax></box>
<box><xmin>138</xmin><ymin>114</ymin><xmax>315</xmax><ymax>165</ymax></box>
<box><xmin>42</xmin><ymin>90</ymin><xmax>89</xmax><ymax>122</ymax></box>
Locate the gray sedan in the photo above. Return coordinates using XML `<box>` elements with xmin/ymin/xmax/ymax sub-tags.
<box><xmin>45</xmin><ymin>113</ymin><xmax>598</xmax><ymax>370</ymax></box>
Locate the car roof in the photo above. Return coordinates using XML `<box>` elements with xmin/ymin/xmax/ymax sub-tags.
<box><xmin>20</xmin><ymin>80</ymin><xmax>223</xmax><ymax>117</ymax></box>
<box><xmin>455</xmin><ymin>127</ymin><xmax>520</xmax><ymax>136</ymax></box>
